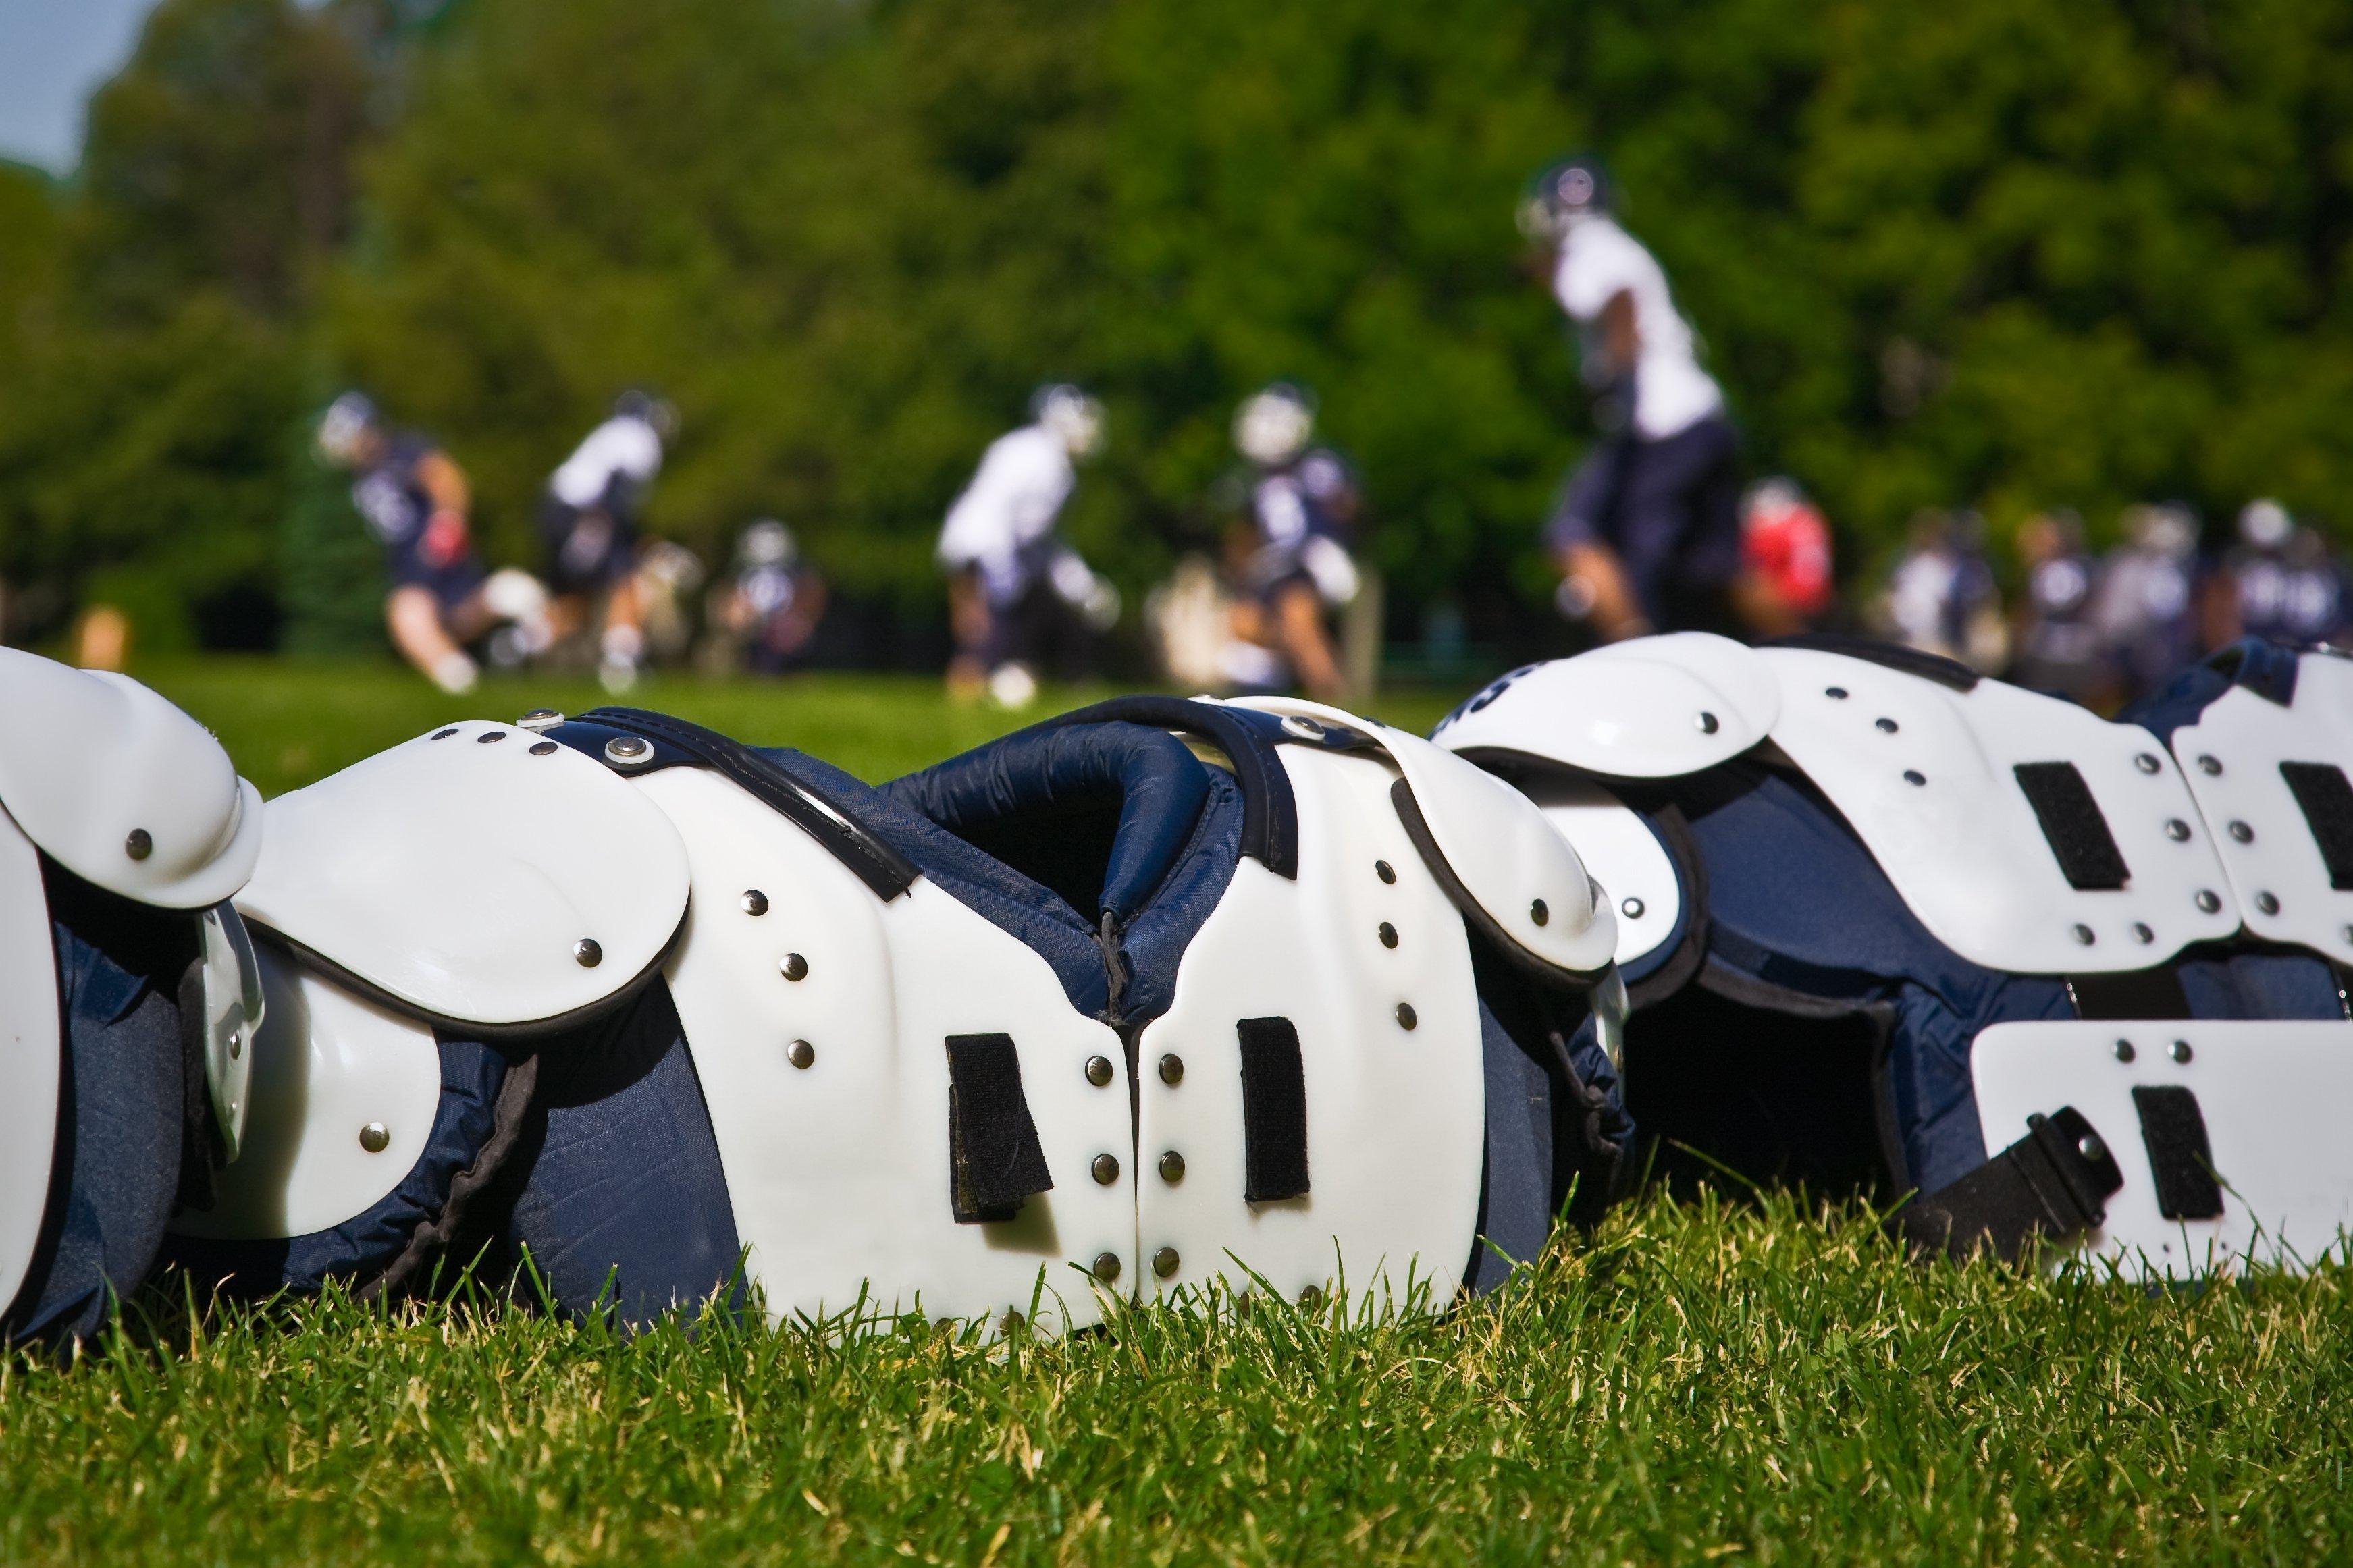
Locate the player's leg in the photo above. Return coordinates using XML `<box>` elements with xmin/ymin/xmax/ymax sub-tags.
<box><xmin>1271</xmin><ymin>578</ymin><xmax>1346</xmax><ymax>701</ymax></box>
<box><xmin>385</xmin><ymin>585</ymin><xmax>479</xmax><ymax>695</ymax></box>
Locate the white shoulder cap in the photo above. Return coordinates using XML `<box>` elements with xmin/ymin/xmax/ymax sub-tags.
<box><xmin>236</xmin><ymin>720</ymin><xmax>691</xmax><ymax>1030</ymax></box>
<box><xmin>0</xmin><ymin>648</ymin><xmax>261</xmax><ymax>908</ymax></box>
<box><xmin>1228</xmin><ymin>697</ymin><xmax>1617</xmax><ymax>981</ymax></box>
<box><xmin>1433</xmin><ymin>633</ymin><xmax>1777</xmax><ymax>780</ymax></box>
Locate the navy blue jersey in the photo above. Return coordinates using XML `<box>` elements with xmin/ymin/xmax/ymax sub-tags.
<box><xmin>350</xmin><ymin>435</ymin><xmax>483</xmax><ymax>603</ymax></box>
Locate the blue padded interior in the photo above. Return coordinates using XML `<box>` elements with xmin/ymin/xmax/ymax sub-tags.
<box><xmin>2119</xmin><ymin>635</ymin><xmax>2300</xmax><ymax>740</ymax></box>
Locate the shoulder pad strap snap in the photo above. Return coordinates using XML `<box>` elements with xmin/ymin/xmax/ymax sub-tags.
<box><xmin>1228</xmin><ymin>697</ymin><xmax>1616</xmax><ymax>984</ymax></box>
<box><xmin>1433</xmin><ymin>633</ymin><xmax>1777</xmax><ymax>780</ymax></box>
<box><xmin>0</xmin><ymin>648</ymin><xmax>260</xmax><ymax>909</ymax></box>
<box><xmin>236</xmin><ymin>720</ymin><xmax>691</xmax><ymax>1032</ymax></box>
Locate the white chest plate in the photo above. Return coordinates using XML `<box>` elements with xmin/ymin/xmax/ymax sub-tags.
<box><xmin>0</xmin><ymin>803</ymin><xmax>59</xmax><ymax>1320</ymax></box>
<box><xmin>639</xmin><ymin>767</ymin><xmax>1134</xmax><ymax>1336</ymax></box>
<box><xmin>1433</xmin><ymin>633</ymin><xmax>1779</xmax><ymax>779</ymax></box>
<box><xmin>236</xmin><ymin>722</ymin><xmax>691</xmax><ymax>1028</ymax></box>
<box><xmin>1521</xmin><ymin>780</ymin><xmax>1681</xmax><ymax>969</ymax></box>
<box><xmin>1134</xmin><ymin>745</ymin><xmax>1487</xmax><ymax>1309</ymax></box>
<box><xmin>174</xmin><ymin>941</ymin><xmax>444</xmax><ymax>1241</ymax></box>
<box><xmin>1762</xmin><ymin>649</ymin><xmax>2239</xmax><ymax>971</ymax></box>
<box><xmin>2168</xmin><ymin>653</ymin><xmax>2353</xmax><ymax>963</ymax></box>
<box><xmin>1973</xmin><ymin>1019</ymin><xmax>2353</xmax><ymax>1279</ymax></box>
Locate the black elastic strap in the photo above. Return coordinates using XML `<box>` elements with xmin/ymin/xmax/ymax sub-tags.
<box><xmin>2069</xmin><ymin>967</ymin><xmax>2192</xmax><ymax>1021</ymax></box>
<box><xmin>1236</xmin><ymin>1016</ymin><xmax>1310</xmax><ymax>1202</ymax></box>
<box><xmin>2131</xmin><ymin>1085</ymin><xmax>2225</xmax><ymax>1220</ymax></box>
<box><xmin>1036</xmin><ymin>696</ymin><xmax>1298</xmax><ymax>878</ymax></box>
<box><xmin>573</xmin><ymin>708</ymin><xmax>918</xmax><ymax>900</ymax></box>
<box><xmin>1894</xmin><ymin>1106</ymin><xmax>2121</xmax><ymax>1262</ymax></box>
<box><xmin>2013</xmin><ymin>762</ymin><xmax>2131</xmax><ymax>890</ymax></box>
<box><xmin>2280</xmin><ymin>761</ymin><xmax>2353</xmax><ymax>890</ymax></box>
<box><xmin>944</xmin><ymin>1034</ymin><xmax>1053</xmax><ymax>1223</ymax></box>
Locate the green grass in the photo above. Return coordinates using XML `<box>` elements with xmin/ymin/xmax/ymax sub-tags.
<box><xmin>8</xmin><ymin>658</ymin><xmax>2350</xmax><ymax>1565</ymax></box>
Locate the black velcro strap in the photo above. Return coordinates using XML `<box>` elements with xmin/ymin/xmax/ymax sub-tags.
<box><xmin>1236</xmin><ymin>1016</ymin><xmax>1310</xmax><ymax>1203</ymax></box>
<box><xmin>2013</xmin><ymin>762</ymin><xmax>2131</xmax><ymax>890</ymax></box>
<box><xmin>945</xmin><ymin>1033</ymin><xmax>1054</xmax><ymax>1223</ymax></box>
<box><xmin>1894</xmin><ymin>1106</ymin><xmax>2121</xmax><ymax>1262</ymax></box>
<box><xmin>2069</xmin><ymin>967</ymin><xmax>2191</xmax><ymax>1021</ymax></box>
<box><xmin>2131</xmin><ymin>1085</ymin><xmax>2224</xmax><ymax>1220</ymax></box>
<box><xmin>2280</xmin><ymin>762</ymin><xmax>2353</xmax><ymax>890</ymax></box>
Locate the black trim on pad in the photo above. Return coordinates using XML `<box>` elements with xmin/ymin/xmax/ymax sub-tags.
<box><xmin>1766</xmin><ymin>632</ymin><xmax>1980</xmax><ymax>691</ymax></box>
<box><xmin>2131</xmin><ymin>1085</ymin><xmax>2225</xmax><ymax>1220</ymax></box>
<box><xmin>1893</xmin><ymin>1106</ymin><xmax>2121</xmax><ymax>1262</ymax></box>
<box><xmin>945</xmin><ymin>1034</ymin><xmax>1053</xmax><ymax>1223</ymax></box>
<box><xmin>2280</xmin><ymin>762</ymin><xmax>2353</xmax><ymax>890</ymax></box>
<box><xmin>2014</xmin><ymin>762</ymin><xmax>2131</xmax><ymax>890</ymax></box>
<box><xmin>1236</xmin><ymin>1017</ymin><xmax>1311</xmax><ymax>1203</ymax></box>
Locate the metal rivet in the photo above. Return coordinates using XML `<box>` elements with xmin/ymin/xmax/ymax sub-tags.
<box><xmin>781</xmin><ymin>953</ymin><xmax>808</xmax><ymax>981</ymax></box>
<box><xmin>788</xmin><ymin>1039</ymin><xmax>814</xmax><ymax>1069</ymax></box>
<box><xmin>529</xmin><ymin>740</ymin><xmax>558</xmax><ymax>756</ymax></box>
<box><xmin>477</xmin><ymin>730</ymin><xmax>505</xmax><ymax>745</ymax></box>
<box><xmin>1903</xmin><ymin>769</ymin><xmax>1926</xmax><ymax>786</ymax></box>
<box><xmin>1092</xmin><ymin>1154</ymin><xmax>1120</xmax><ymax>1185</ymax></box>
<box><xmin>1298</xmin><ymin>1285</ymin><xmax>1323</xmax><ymax>1308</ymax></box>
<box><xmin>1085</xmin><ymin>1054</ymin><xmax>1113</xmax><ymax>1087</ymax></box>
<box><xmin>1530</xmin><ymin>898</ymin><xmax>1550</xmax><ymax>927</ymax></box>
<box><xmin>2170</xmin><ymin>1039</ymin><xmax>2193</xmax><ymax>1064</ymax></box>
<box><xmin>2195</xmin><ymin>890</ymin><xmax>2221</xmax><ymax>913</ymax></box>
<box><xmin>2165</xmin><ymin>819</ymin><xmax>2190</xmax><ymax>842</ymax></box>
<box><xmin>2071</xmin><ymin>924</ymin><xmax>2094</xmax><ymax>946</ymax></box>
<box><xmin>228</xmin><ymin>1032</ymin><xmax>242</xmax><ymax>1060</ymax></box>
<box><xmin>1374</xmin><ymin>860</ymin><xmax>1396</xmax><ymax>884</ymax></box>
<box><xmin>1092</xmin><ymin>1251</ymin><xmax>1121</xmax><ymax>1283</ymax></box>
<box><xmin>2131</xmin><ymin>923</ymin><xmax>2154</xmax><ymax>944</ymax></box>
<box><xmin>1378</xmin><ymin>921</ymin><xmax>1398</xmax><ymax>948</ymax></box>
<box><xmin>359</xmin><ymin>1122</ymin><xmax>390</xmax><ymax>1153</ymax></box>
<box><xmin>1825</xmin><ymin>686</ymin><xmax>1849</xmax><ymax>700</ymax></box>
<box><xmin>574</xmin><ymin>938</ymin><xmax>602</xmax><ymax>967</ymax></box>
<box><xmin>1621</xmin><ymin>896</ymin><xmax>1645</xmax><ymax>919</ymax></box>
<box><xmin>2341</xmin><ymin>924</ymin><xmax>2353</xmax><ymax>946</ymax></box>
<box><xmin>1396</xmin><ymin>1002</ymin><xmax>1418</xmax><ymax>1030</ymax></box>
<box><xmin>2114</xmin><ymin>1039</ymin><xmax>2136</xmax><ymax>1062</ymax></box>
<box><xmin>741</xmin><ymin>890</ymin><xmax>769</xmax><ymax>916</ymax></box>
<box><xmin>1153</xmin><ymin>1246</ymin><xmax>1180</xmax><ymax>1278</ymax></box>
<box><xmin>1875</xmin><ymin>716</ymin><xmax>1899</xmax><ymax>734</ymax></box>
<box><xmin>1281</xmin><ymin>714</ymin><xmax>1327</xmax><ymax>740</ymax></box>
<box><xmin>431</xmin><ymin>728</ymin><xmax>459</xmax><ymax>740</ymax></box>
<box><xmin>1158</xmin><ymin>1053</ymin><xmax>1184</xmax><ymax>1085</ymax></box>
<box><xmin>2256</xmin><ymin>891</ymin><xmax>2281</xmax><ymax>915</ymax></box>
<box><xmin>519</xmin><ymin>709</ymin><xmax>564</xmax><ymax>731</ymax></box>
<box><xmin>124</xmin><ymin>828</ymin><xmax>152</xmax><ymax>861</ymax></box>
<box><xmin>2078</xmin><ymin>1133</ymin><xmax>2108</xmax><ymax>1164</ymax></box>
<box><xmin>2229</xmin><ymin>821</ymin><xmax>2254</xmax><ymax>844</ymax></box>
<box><xmin>604</xmin><ymin>736</ymin><xmax>652</xmax><ymax>766</ymax></box>
<box><xmin>1159</xmin><ymin>1150</ymin><xmax>1186</xmax><ymax>1183</ymax></box>
<box><xmin>2134</xmin><ymin>753</ymin><xmax>2161</xmax><ymax>774</ymax></box>
<box><xmin>1695</xmin><ymin>711</ymin><xmax>1719</xmax><ymax>735</ymax></box>
<box><xmin>2198</xmin><ymin>755</ymin><xmax>2222</xmax><ymax>776</ymax></box>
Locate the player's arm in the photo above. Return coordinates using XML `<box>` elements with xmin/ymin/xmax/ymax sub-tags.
<box><xmin>1598</xmin><ymin>289</ymin><xmax>1639</xmax><ymax>380</ymax></box>
<box><xmin>413</xmin><ymin>449</ymin><xmax>473</xmax><ymax>566</ymax></box>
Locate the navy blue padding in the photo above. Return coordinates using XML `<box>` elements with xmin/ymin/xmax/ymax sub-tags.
<box><xmin>882</xmin><ymin>723</ymin><xmax>1213</xmax><ymax>923</ymax></box>
<box><xmin>502</xmin><ymin>982</ymin><xmax>739</xmax><ymax>1326</ymax></box>
<box><xmin>2175</xmin><ymin>949</ymin><xmax>2346</xmax><ymax>1019</ymax></box>
<box><xmin>165</xmin><ymin>1037</ymin><xmax>506</xmax><ymax>1295</ymax></box>
<box><xmin>8</xmin><ymin>904</ymin><xmax>188</xmax><ymax>1344</ymax></box>
<box><xmin>1467</xmin><ymin>999</ymin><xmax>1555</xmax><ymax>1294</ymax></box>
<box><xmin>2119</xmin><ymin>637</ymin><xmax>2301</xmax><ymax>741</ymax></box>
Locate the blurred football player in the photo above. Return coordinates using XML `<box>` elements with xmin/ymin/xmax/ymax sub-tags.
<box><xmin>539</xmin><ymin>389</ymin><xmax>675</xmax><ymax>692</ymax></box>
<box><xmin>1221</xmin><ymin>383</ymin><xmax>1361</xmax><ymax>701</ymax></box>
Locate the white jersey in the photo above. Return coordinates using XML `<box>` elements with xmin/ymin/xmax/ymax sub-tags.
<box><xmin>1552</xmin><ymin>217</ymin><xmax>1723</xmax><ymax>441</ymax></box>
<box><xmin>550</xmin><ymin>414</ymin><xmax>664</xmax><ymax>509</ymax></box>
<box><xmin>936</xmin><ymin>424</ymin><xmax>1075</xmax><ymax>604</ymax></box>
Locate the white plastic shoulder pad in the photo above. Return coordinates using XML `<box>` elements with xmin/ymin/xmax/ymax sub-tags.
<box><xmin>0</xmin><ymin>648</ymin><xmax>261</xmax><ymax>909</ymax></box>
<box><xmin>1514</xmin><ymin>777</ymin><xmax>1682</xmax><ymax>969</ymax></box>
<box><xmin>194</xmin><ymin>904</ymin><xmax>264</xmax><ymax>1161</ymax></box>
<box><xmin>1433</xmin><ymin>632</ymin><xmax>1778</xmax><ymax>779</ymax></box>
<box><xmin>236</xmin><ymin>721</ymin><xmax>691</xmax><ymax>1029</ymax></box>
<box><xmin>1974</xmin><ymin>1019</ymin><xmax>2353</xmax><ymax>1279</ymax></box>
<box><xmin>172</xmin><ymin>939</ymin><xmax>444</xmax><ymax>1242</ymax></box>
<box><xmin>1133</xmin><ymin>738</ymin><xmax>1488</xmax><ymax>1309</ymax></box>
<box><xmin>0</xmin><ymin>803</ymin><xmax>59</xmax><ymax>1320</ymax></box>
<box><xmin>1230</xmin><ymin>696</ymin><xmax>1616</xmax><ymax>979</ymax></box>
<box><xmin>2168</xmin><ymin>651</ymin><xmax>2353</xmax><ymax>963</ymax></box>
<box><xmin>1762</xmin><ymin>648</ymin><xmax>2238</xmax><ymax>972</ymax></box>
<box><xmin>637</xmin><ymin>766</ymin><xmax>1134</xmax><ymax>1338</ymax></box>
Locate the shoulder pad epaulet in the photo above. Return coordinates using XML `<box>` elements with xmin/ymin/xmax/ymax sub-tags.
<box><xmin>236</xmin><ymin>720</ymin><xmax>691</xmax><ymax>1032</ymax></box>
<box><xmin>0</xmin><ymin>649</ymin><xmax>261</xmax><ymax>908</ymax></box>
<box><xmin>1433</xmin><ymin>633</ymin><xmax>1777</xmax><ymax>780</ymax></box>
